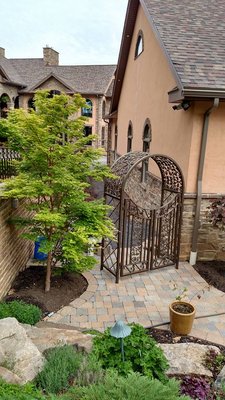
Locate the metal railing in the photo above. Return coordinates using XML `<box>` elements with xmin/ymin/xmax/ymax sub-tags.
<box><xmin>0</xmin><ymin>147</ymin><xmax>20</xmax><ymax>179</ymax></box>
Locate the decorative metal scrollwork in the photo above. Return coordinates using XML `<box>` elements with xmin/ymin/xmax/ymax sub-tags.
<box><xmin>101</xmin><ymin>152</ymin><xmax>184</xmax><ymax>282</ymax></box>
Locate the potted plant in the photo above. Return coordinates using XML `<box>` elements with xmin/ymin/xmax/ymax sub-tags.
<box><xmin>169</xmin><ymin>287</ymin><xmax>196</xmax><ymax>335</ymax></box>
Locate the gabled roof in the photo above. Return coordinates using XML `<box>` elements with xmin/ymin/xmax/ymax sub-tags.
<box><xmin>9</xmin><ymin>58</ymin><xmax>116</xmax><ymax>95</ymax></box>
<box><xmin>111</xmin><ymin>0</ymin><xmax>225</xmax><ymax>112</ymax></box>
<box><xmin>0</xmin><ymin>56</ymin><xmax>25</xmax><ymax>87</ymax></box>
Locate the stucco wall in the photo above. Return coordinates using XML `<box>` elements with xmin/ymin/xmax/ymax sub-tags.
<box><xmin>116</xmin><ymin>5</ymin><xmax>194</xmax><ymax>187</ymax></box>
<box><xmin>187</xmin><ymin>102</ymin><xmax>225</xmax><ymax>193</ymax></box>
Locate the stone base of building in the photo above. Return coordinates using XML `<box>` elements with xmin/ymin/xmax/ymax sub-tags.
<box><xmin>180</xmin><ymin>194</ymin><xmax>225</xmax><ymax>262</ymax></box>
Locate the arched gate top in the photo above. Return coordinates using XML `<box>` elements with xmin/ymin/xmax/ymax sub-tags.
<box><xmin>106</xmin><ymin>151</ymin><xmax>184</xmax><ymax>198</ymax></box>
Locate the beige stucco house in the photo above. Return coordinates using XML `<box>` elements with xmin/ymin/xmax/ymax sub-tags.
<box><xmin>0</xmin><ymin>46</ymin><xmax>115</xmax><ymax>149</ymax></box>
<box><xmin>109</xmin><ymin>0</ymin><xmax>225</xmax><ymax>264</ymax></box>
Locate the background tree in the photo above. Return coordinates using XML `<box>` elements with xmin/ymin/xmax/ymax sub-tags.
<box><xmin>0</xmin><ymin>91</ymin><xmax>114</xmax><ymax>292</ymax></box>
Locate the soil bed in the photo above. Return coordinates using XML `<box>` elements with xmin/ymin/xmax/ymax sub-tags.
<box><xmin>5</xmin><ymin>265</ymin><xmax>88</xmax><ymax>316</ymax></box>
<box><xmin>194</xmin><ymin>261</ymin><xmax>225</xmax><ymax>293</ymax></box>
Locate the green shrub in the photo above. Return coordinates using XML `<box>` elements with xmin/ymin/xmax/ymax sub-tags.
<box><xmin>0</xmin><ymin>300</ymin><xmax>42</xmax><ymax>325</ymax></box>
<box><xmin>64</xmin><ymin>372</ymin><xmax>191</xmax><ymax>400</ymax></box>
<box><xmin>0</xmin><ymin>378</ymin><xmax>44</xmax><ymax>400</ymax></box>
<box><xmin>75</xmin><ymin>353</ymin><xmax>104</xmax><ymax>386</ymax></box>
<box><xmin>35</xmin><ymin>345</ymin><xmax>82</xmax><ymax>394</ymax></box>
<box><xmin>92</xmin><ymin>323</ymin><xmax>168</xmax><ymax>381</ymax></box>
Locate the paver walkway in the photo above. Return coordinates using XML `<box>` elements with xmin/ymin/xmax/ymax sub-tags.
<box><xmin>46</xmin><ymin>261</ymin><xmax>225</xmax><ymax>345</ymax></box>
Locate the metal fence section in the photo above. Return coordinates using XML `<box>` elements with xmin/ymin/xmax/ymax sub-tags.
<box><xmin>101</xmin><ymin>152</ymin><xmax>184</xmax><ymax>283</ymax></box>
<box><xmin>0</xmin><ymin>147</ymin><xmax>20</xmax><ymax>179</ymax></box>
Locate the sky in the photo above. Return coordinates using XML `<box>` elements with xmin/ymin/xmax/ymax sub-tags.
<box><xmin>0</xmin><ymin>0</ymin><xmax>128</xmax><ymax>65</ymax></box>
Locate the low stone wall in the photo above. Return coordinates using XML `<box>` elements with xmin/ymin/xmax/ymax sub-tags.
<box><xmin>0</xmin><ymin>198</ymin><xmax>33</xmax><ymax>299</ymax></box>
<box><xmin>180</xmin><ymin>195</ymin><xmax>225</xmax><ymax>261</ymax></box>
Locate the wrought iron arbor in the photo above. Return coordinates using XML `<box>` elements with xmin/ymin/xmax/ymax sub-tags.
<box><xmin>101</xmin><ymin>152</ymin><xmax>184</xmax><ymax>283</ymax></box>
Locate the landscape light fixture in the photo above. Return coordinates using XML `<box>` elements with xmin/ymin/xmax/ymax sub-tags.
<box><xmin>172</xmin><ymin>100</ymin><xmax>191</xmax><ymax>111</ymax></box>
<box><xmin>110</xmin><ymin>320</ymin><xmax>132</xmax><ymax>362</ymax></box>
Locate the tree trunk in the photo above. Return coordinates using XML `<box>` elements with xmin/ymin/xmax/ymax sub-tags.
<box><xmin>45</xmin><ymin>251</ymin><xmax>52</xmax><ymax>292</ymax></box>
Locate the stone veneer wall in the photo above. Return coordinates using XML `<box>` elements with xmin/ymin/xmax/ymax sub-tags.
<box><xmin>0</xmin><ymin>198</ymin><xmax>33</xmax><ymax>299</ymax></box>
<box><xmin>180</xmin><ymin>195</ymin><xmax>225</xmax><ymax>261</ymax></box>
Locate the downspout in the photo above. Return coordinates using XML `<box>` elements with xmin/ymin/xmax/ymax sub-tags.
<box><xmin>189</xmin><ymin>98</ymin><xmax>219</xmax><ymax>265</ymax></box>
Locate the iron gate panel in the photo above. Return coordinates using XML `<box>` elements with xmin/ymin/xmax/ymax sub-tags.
<box><xmin>101</xmin><ymin>152</ymin><xmax>184</xmax><ymax>283</ymax></box>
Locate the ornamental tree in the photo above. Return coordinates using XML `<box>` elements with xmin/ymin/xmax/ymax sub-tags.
<box><xmin>0</xmin><ymin>90</ymin><xmax>114</xmax><ymax>292</ymax></box>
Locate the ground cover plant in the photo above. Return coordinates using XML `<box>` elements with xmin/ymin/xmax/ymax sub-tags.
<box><xmin>92</xmin><ymin>323</ymin><xmax>168</xmax><ymax>381</ymax></box>
<box><xmin>35</xmin><ymin>345</ymin><xmax>82</xmax><ymax>394</ymax></box>
<box><xmin>0</xmin><ymin>90</ymin><xmax>114</xmax><ymax>292</ymax></box>
<box><xmin>0</xmin><ymin>300</ymin><xmax>42</xmax><ymax>324</ymax></box>
<box><xmin>0</xmin><ymin>379</ymin><xmax>45</xmax><ymax>400</ymax></box>
<box><xmin>54</xmin><ymin>371</ymin><xmax>191</xmax><ymax>400</ymax></box>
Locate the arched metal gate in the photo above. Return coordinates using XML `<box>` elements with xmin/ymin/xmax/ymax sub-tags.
<box><xmin>101</xmin><ymin>152</ymin><xmax>184</xmax><ymax>283</ymax></box>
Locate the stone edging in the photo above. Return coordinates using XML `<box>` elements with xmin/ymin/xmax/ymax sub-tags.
<box><xmin>68</xmin><ymin>271</ymin><xmax>98</xmax><ymax>308</ymax></box>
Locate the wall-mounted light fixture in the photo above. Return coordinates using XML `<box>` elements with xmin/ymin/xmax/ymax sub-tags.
<box><xmin>172</xmin><ymin>100</ymin><xmax>191</xmax><ymax>111</ymax></box>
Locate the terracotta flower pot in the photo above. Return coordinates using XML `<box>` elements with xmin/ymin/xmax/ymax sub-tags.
<box><xmin>169</xmin><ymin>301</ymin><xmax>196</xmax><ymax>335</ymax></box>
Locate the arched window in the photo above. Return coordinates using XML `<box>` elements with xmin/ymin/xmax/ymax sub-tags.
<box><xmin>142</xmin><ymin>119</ymin><xmax>152</xmax><ymax>152</ymax></box>
<box><xmin>48</xmin><ymin>89</ymin><xmax>61</xmax><ymax>98</ymax></box>
<box><xmin>82</xmin><ymin>99</ymin><xmax>93</xmax><ymax>118</ymax></box>
<box><xmin>14</xmin><ymin>96</ymin><xmax>19</xmax><ymax>109</ymax></box>
<box><xmin>0</xmin><ymin>93</ymin><xmax>10</xmax><ymax>118</ymax></box>
<box><xmin>84</xmin><ymin>126</ymin><xmax>92</xmax><ymax>145</ymax></box>
<box><xmin>135</xmin><ymin>30</ymin><xmax>144</xmax><ymax>58</ymax></box>
<box><xmin>114</xmin><ymin>125</ymin><xmax>118</xmax><ymax>153</ymax></box>
<box><xmin>127</xmin><ymin>122</ymin><xmax>133</xmax><ymax>153</ymax></box>
<box><xmin>101</xmin><ymin>126</ymin><xmax>105</xmax><ymax>148</ymax></box>
<box><xmin>102</xmin><ymin>100</ymin><xmax>106</xmax><ymax>118</ymax></box>
<box><xmin>142</xmin><ymin>119</ymin><xmax>152</xmax><ymax>182</ymax></box>
<box><xmin>28</xmin><ymin>97</ymin><xmax>35</xmax><ymax>110</ymax></box>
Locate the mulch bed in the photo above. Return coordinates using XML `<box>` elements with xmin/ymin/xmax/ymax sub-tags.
<box><xmin>148</xmin><ymin>327</ymin><xmax>225</xmax><ymax>354</ymax></box>
<box><xmin>194</xmin><ymin>261</ymin><xmax>225</xmax><ymax>293</ymax></box>
<box><xmin>5</xmin><ymin>265</ymin><xmax>88</xmax><ymax>316</ymax></box>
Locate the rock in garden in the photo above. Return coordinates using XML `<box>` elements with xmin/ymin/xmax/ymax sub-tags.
<box><xmin>0</xmin><ymin>317</ymin><xmax>45</xmax><ymax>383</ymax></box>
<box><xmin>0</xmin><ymin>366</ymin><xmax>23</xmax><ymax>385</ymax></box>
<box><xmin>159</xmin><ymin>343</ymin><xmax>220</xmax><ymax>377</ymax></box>
<box><xmin>23</xmin><ymin>323</ymin><xmax>93</xmax><ymax>353</ymax></box>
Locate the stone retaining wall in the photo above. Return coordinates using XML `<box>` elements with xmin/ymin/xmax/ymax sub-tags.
<box><xmin>180</xmin><ymin>195</ymin><xmax>225</xmax><ymax>261</ymax></box>
<box><xmin>0</xmin><ymin>198</ymin><xmax>33</xmax><ymax>299</ymax></box>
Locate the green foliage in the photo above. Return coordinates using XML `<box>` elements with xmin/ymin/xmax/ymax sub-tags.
<box><xmin>92</xmin><ymin>323</ymin><xmax>168</xmax><ymax>381</ymax></box>
<box><xmin>0</xmin><ymin>300</ymin><xmax>42</xmax><ymax>325</ymax></box>
<box><xmin>75</xmin><ymin>353</ymin><xmax>104</xmax><ymax>387</ymax></box>
<box><xmin>35</xmin><ymin>345</ymin><xmax>82</xmax><ymax>394</ymax></box>
<box><xmin>204</xmin><ymin>349</ymin><xmax>225</xmax><ymax>379</ymax></box>
<box><xmin>0</xmin><ymin>90</ymin><xmax>115</xmax><ymax>291</ymax></box>
<box><xmin>0</xmin><ymin>378</ymin><xmax>45</xmax><ymax>400</ymax></box>
<box><xmin>62</xmin><ymin>372</ymin><xmax>191</xmax><ymax>400</ymax></box>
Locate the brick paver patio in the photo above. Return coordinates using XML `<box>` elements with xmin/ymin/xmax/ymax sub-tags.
<box><xmin>46</xmin><ymin>261</ymin><xmax>225</xmax><ymax>345</ymax></box>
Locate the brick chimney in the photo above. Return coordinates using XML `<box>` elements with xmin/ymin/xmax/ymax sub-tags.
<box><xmin>0</xmin><ymin>47</ymin><xmax>5</xmax><ymax>58</ymax></box>
<box><xmin>43</xmin><ymin>46</ymin><xmax>59</xmax><ymax>65</ymax></box>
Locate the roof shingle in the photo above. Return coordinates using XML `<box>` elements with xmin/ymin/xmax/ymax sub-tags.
<box><xmin>9</xmin><ymin>58</ymin><xmax>116</xmax><ymax>94</ymax></box>
<box><xmin>142</xmin><ymin>0</ymin><xmax>225</xmax><ymax>89</ymax></box>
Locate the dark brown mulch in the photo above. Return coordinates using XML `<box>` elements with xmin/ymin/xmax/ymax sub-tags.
<box><xmin>148</xmin><ymin>327</ymin><xmax>225</xmax><ymax>356</ymax></box>
<box><xmin>194</xmin><ymin>261</ymin><xmax>225</xmax><ymax>293</ymax></box>
<box><xmin>5</xmin><ymin>265</ymin><xmax>88</xmax><ymax>316</ymax></box>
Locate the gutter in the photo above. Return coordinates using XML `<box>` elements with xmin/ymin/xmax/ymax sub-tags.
<box><xmin>189</xmin><ymin>98</ymin><xmax>219</xmax><ymax>265</ymax></box>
